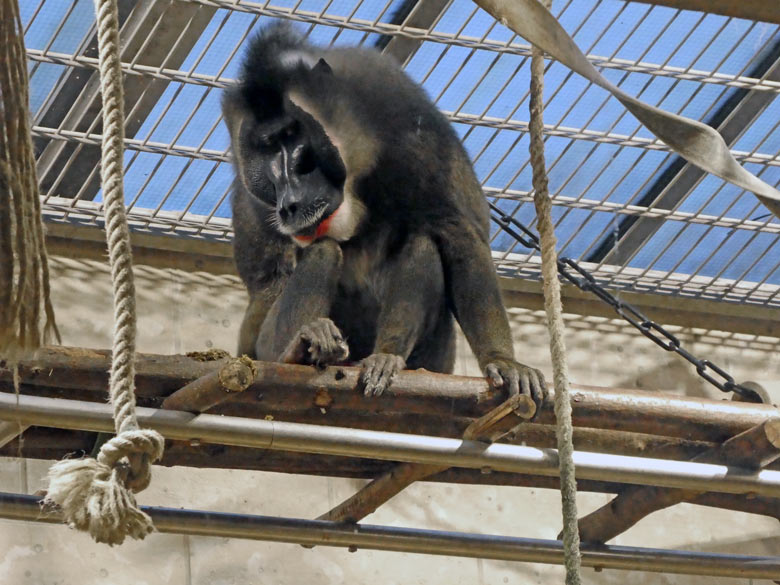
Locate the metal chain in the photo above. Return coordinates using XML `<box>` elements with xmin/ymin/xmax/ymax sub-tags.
<box><xmin>489</xmin><ymin>202</ymin><xmax>763</xmax><ymax>403</ymax></box>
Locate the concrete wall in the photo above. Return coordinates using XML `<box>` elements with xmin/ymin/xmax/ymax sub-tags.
<box><xmin>1</xmin><ymin>255</ymin><xmax>778</xmax><ymax>585</ymax></box>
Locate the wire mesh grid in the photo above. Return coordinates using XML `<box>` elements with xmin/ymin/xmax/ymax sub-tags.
<box><xmin>22</xmin><ymin>0</ymin><xmax>780</xmax><ymax>307</ymax></box>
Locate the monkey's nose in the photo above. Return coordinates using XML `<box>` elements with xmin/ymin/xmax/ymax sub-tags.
<box><xmin>278</xmin><ymin>202</ymin><xmax>299</xmax><ymax>223</ymax></box>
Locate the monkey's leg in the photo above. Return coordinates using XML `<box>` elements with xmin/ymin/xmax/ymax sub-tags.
<box><xmin>437</xmin><ymin>220</ymin><xmax>547</xmax><ymax>409</ymax></box>
<box><xmin>360</xmin><ymin>235</ymin><xmax>445</xmax><ymax>397</ymax></box>
<box><xmin>256</xmin><ymin>238</ymin><xmax>347</xmax><ymax>364</ymax></box>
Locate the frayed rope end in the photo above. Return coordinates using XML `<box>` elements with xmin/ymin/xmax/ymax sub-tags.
<box><xmin>44</xmin><ymin>429</ymin><xmax>164</xmax><ymax>546</ymax></box>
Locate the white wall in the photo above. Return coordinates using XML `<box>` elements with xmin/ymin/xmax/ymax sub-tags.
<box><xmin>1</xmin><ymin>255</ymin><xmax>778</xmax><ymax>585</ymax></box>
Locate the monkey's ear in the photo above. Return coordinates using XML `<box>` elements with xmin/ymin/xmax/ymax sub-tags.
<box><xmin>312</xmin><ymin>58</ymin><xmax>333</xmax><ymax>75</ymax></box>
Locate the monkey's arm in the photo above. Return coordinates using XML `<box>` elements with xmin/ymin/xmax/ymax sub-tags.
<box><xmin>256</xmin><ymin>238</ymin><xmax>347</xmax><ymax>364</ymax></box>
<box><xmin>358</xmin><ymin>235</ymin><xmax>446</xmax><ymax>396</ymax></box>
<box><xmin>437</xmin><ymin>220</ymin><xmax>546</xmax><ymax>406</ymax></box>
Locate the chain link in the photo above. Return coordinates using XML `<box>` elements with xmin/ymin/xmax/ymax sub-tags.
<box><xmin>489</xmin><ymin>203</ymin><xmax>762</xmax><ymax>403</ymax></box>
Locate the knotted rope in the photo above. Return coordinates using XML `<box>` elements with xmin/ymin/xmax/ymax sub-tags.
<box><xmin>0</xmin><ymin>0</ymin><xmax>58</xmax><ymax>360</ymax></box>
<box><xmin>44</xmin><ymin>0</ymin><xmax>164</xmax><ymax>546</ymax></box>
<box><xmin>527</xmin><ymin>1</ymin><xmax>582</xmax><ymax>582</ymax></box>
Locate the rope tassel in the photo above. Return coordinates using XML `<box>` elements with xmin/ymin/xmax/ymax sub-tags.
<box><xmin>44</xmin><ymin>0</ymin><xmax>164</xmax><ymax>544</ymax></box>
<box><xmin>46</xmin><ymin>430</ymin><xmax>164</xmax><ymax>545</ymax></box>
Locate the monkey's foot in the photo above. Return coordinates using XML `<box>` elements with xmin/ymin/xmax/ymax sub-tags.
<box><xmin>359</xmin><ymin>353</ymin><xmax>406</xmax><ymax>397</ymax></box>
<box><xmin>485</xmin><ymin>358</ymin><xmax>547</xmax><ymax>414</ymax></box>
<box><xmin>280</xmin><ymin>318</ymin><xmax>349</xmax><ymax>366</ymax></box>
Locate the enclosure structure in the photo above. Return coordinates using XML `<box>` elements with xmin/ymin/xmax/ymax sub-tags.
<box><xmin>2</xmin><ymin>0</ymin><xmax>780</xmax><ymax>583</ymax></box>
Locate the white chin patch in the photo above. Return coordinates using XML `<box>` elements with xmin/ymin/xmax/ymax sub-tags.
<box><xmin>326</xmin><ymin>189</ymin><xmax>365</xmax><ymax>242</ymax></box>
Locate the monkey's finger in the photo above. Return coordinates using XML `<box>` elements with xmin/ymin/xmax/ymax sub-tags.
<box><xmin>309</xmin><ymin>326</ymin><xmax>331</xmax><ymax>361</ymax></box>
<box><xmin>518</xmin><ymin>369</ymin><xmax>531</xmax><ymax>399</ymax></box>
<box><xmin>280</xmin><ymin>336</ymin><xmax>307</xmax><ymax>364</ymax></box>
<box><xmin>528</xmin><ymin>369</ymin><xmax>545</xmax><ymax>409</ymax></box>
<box><xmin>372</xmin><ymin>358</ymin><xmax>396</xmax><ymax>397</ymax></box>
<box><xmin>366</xmin><ymin>358</ymin><xmax>388</xmax><ymax>396</ymax></box>
<box><xmin>485</xmin><ymin>364</ymin><xmax>503</xmax><ymax>388</ymax></box>
<box><xmin>326</xmin><ymin>319</ymin><xmax>345</xmax><ymax>345</ymax></box>
<box><xmin>507</xmin><ymin>368</ymin><xmax>520</xmax><ymax>398</ymax></box>
<box><xmin>361</xmin><ymin>363</ymin><xmax>377</xmax><ymax>396</ymax></box>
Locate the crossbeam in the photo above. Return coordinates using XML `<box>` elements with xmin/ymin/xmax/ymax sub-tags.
<box><xmin>2</xmin><ymin>392</ymin><xmax>779</xmax><ymax>497</ymax></box>
<box><xmin>1</xmin><ymin>492</ymin><xmax>777</xmax><ymax>579</ymax></box>
<box><xmin>3</xmin><ymin>347</ymin><xmax>778</xmax><ymax>443</ymax></box>
<box><xmin>577</xmin><ymin>420</ymin><xmax>780</xmax><ymax>543</ymax></box>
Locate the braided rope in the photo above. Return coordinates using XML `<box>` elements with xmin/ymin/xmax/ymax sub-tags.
<box><xmin>527</xmin><ymin>1</ymin><xmax>582</xmax><ymax>582</ymax></box>
<box><xmin>44</xmin><ymin>0</ymin><xmax>164</xmax><ymax>545</ymax></box>
<box><xmin>0</xmin><ymin>0</ymin><xmax>58</xmax><ymax>359</ymax></box>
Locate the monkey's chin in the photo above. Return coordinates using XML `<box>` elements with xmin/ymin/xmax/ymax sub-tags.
<box><xmin>292</xmin><ymin>208</ymin><xmax>339</xmax><ymax>245</ymax></box>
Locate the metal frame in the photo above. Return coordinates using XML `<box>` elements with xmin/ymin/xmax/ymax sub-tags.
<box><xmin>2</xmin><ymin>392</ymin><xmax>779</xmax><ymax>496</ymax></box>
<box><xmin>24</xmin><ymin>0</ymin><xmax>780</xmax><ymax>312</ymax></box>
<box><xmin>588</xmin><ymin>37</ymin><xmax>780</xmax><ymax>265</ymax></box>
<box><xmin>1</xmin><ymin>390</ymin><xmax>779</xmax><ymax>578</ymax></box>
<box><xmin>2</xmin><ymin>492</ymin><xmax>779</xmax><ymax>579</ymax></box>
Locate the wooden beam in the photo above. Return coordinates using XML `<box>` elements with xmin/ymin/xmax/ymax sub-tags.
<box><xmin>0</xmin><ymin>421</ymin><xmax>26</xmax><ymax>448</ymax></box>
<box><xmin>628</xmin><ymin>0</ymin><xmax>780</xmax><ymax>25</ymax></box>
<box><xmin>575</xmin><ymin>420</ymin><xmax>780</xmax><ymax>544</ymax></box>
<box><xmin>318</xmin><ymin>394</ymin><xmax>537</xmax><ymax>523</ymax></box>
<box><xmin>161</xmin><ymin>356</ymin><xmax>256</xmax><ymax>413</ymax></box>
<box><xmin>2</xmin><ymin>346</ymin><xmax>778</xmax><ymax>443</ymax></box>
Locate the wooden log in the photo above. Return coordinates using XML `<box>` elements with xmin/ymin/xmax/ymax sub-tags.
<box><xmin>0</xmin><ymin>421</ymin><xmax>25</xmax><ymax>448</ymax></box>
<box><xmin>318</xmin><ymin>394</ymin><xmax>537</xmax><ymax>522</ymax></box>
<box><xmin>161</xmin><ymin>356</ymin><xmax>256</xmax><ymax>413</ymax></box>
<box><xmin>2</xmin><ymin>347</ymin><xmax>778</xmax><ymax>442</ymax></box>
<box><xmin>3</xmin><ymin>428</ymin><xmax>778</xmax><ymax>524</ymax></box>
<box><xmin>575</xmin><ymin>420</ymin><xmax>780</xmax><ymax>544</ymax></box>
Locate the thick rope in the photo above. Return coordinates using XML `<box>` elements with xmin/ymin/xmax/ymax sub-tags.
<box><xmin>527</xmin><ymin>1</ymin><xmax>582</xmax><ymax>582</ymax></box>
<box><xmin>0</xmin><ymin>0</ymin><xmax>59</xmax><ymax>360</ymax></box>
<box><xmin>44</xmin><ymin>0</ymin><xmax>164</xmax><ymax>546</ymax></box>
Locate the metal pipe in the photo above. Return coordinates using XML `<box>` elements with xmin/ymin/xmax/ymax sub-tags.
<box><xmin>2</xmin><ymin>392</ymin><xmax>779</xmax><ymax>497</ymax></box>
<box><xmin>1</xmin><ymin>493</ymin><xmax>777</xmax><ymax>579</ymax></box>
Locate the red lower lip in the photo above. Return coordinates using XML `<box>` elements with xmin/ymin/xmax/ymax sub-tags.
<box><xmin>293</xmin><ymin>207</ymin><xmax>338</xmax><ymax>244</ymax></box>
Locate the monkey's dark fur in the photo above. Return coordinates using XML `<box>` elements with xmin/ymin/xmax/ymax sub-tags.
<box><xmin>224</xmin><ymin>23</ymin><xmax>546</xmax><ymax>401</ymax></box>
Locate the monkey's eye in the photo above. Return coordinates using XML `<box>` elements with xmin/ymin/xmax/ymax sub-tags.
<box><xmin>295</xmin><ymin>146</ymin><xmax>316</xmax><ymax>175</ymax></box>
<box><xmin>254</xmin><ymin>134</ymin><xmax>278</xmax><ymax>152</ymax></box>
<box><xmin>281</xmin><ymin>121</ymin><xmax>298</xmax><ymax>140</ymax></box>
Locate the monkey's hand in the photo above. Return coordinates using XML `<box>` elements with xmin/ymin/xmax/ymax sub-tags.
<box><xmin>359</xmin><ymin>353</ymin><xmax>406</xmax><ymax>397</ymax></box>
<box><xmin>280</xmin><ymin>318</ymin><xmax>349</xmax><ymax>367</ymax></box>
<box><xmin>484</xmin><ymin>358</ymin><xmax>547</xmax><ymax>413</ymax></box>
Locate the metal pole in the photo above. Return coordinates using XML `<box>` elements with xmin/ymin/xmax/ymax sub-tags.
<box><xmin>2</xmin><ymin>392</ymin><xmax>780</xmax><ymax>496</ymax></box>
<box><xmin>1</xmin><ymin>493</ymin><xmax>777</xmax><ymax>579</ymax></box>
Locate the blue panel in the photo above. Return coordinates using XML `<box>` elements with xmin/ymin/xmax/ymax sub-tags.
<box><xmin>25</xmin><ymin>0</ymin><xmax>780</xmax><ymax>289</ymax></box>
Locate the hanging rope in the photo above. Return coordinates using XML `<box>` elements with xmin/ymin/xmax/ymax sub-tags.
<box><xmin>0</xmin><ymin>0</ymin><xmax>59</xmax><ymax>360</ymax></box>
<box><xmin>527</xmin><ymin>1</ymin><xmax>582</xmax><ymax>582</ymax></box>
<box><xmin>44</xmin><ymin>0</ymin><xmax>164</xmax><ymax>546</ymax></box>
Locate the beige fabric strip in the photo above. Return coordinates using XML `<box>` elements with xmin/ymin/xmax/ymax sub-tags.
<box><xmin>473</xmin><ymin>0</ymin><xmax>780</xmax><ymax>219</ymax></box>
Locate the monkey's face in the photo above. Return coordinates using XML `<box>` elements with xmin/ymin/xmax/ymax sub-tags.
<box><xmin>234</xmin><ymin>110</ymin><xmax>347</xmax><ymax>239</ymax></box>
